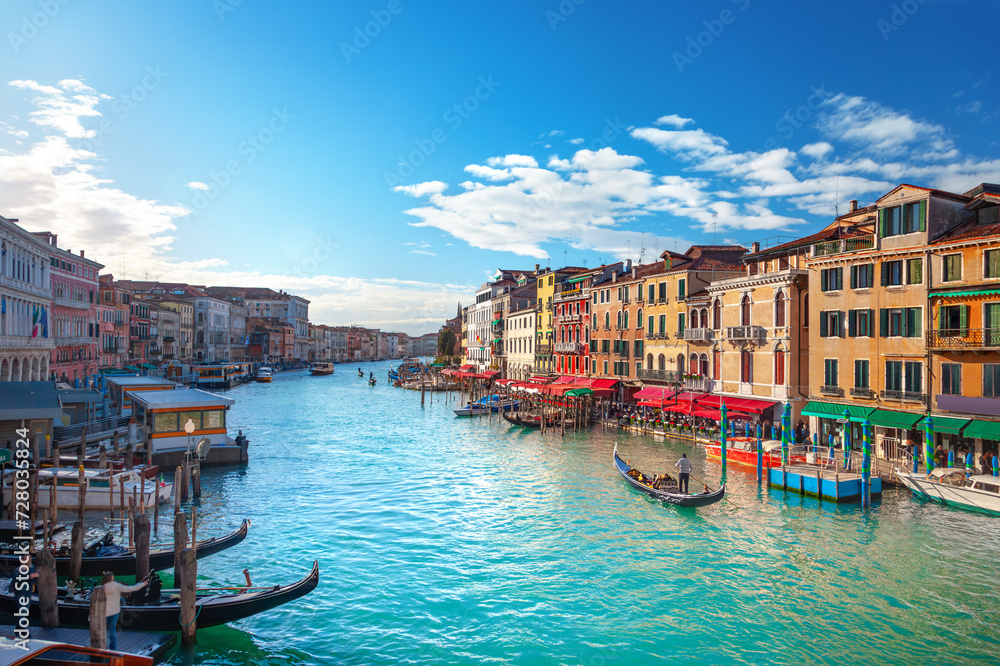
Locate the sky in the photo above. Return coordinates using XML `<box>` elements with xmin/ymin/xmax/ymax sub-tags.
<box><xmin>1</xmin><ymin>0</ymin><xmax>998</xmax><ymax>334</ymax></box>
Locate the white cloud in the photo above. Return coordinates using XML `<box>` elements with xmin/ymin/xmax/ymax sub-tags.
<box><xmin>800</xmin><ymin>142</ymin><xmax>834</xmax><ymax>159</ymax></box>
<box><xmin>393</xmin><ymin>181</ymin><xmax>448</xmax><ymax>196</ymax></box>
<box><xmin>817</xmin><ymin>93</ymin><xmax>954</xmax><ymax>157</ymax></box>
<box><xmin>487</xmin><ymin>154</ymin><xmax>538</xmax><ymax>168</ymax></box>
<box><xmin>568</xmin><ymin>137</ymin><xmax>584</xmax><ymax>145</ymax></box>
<box><xmin>185</xmin><ymin>181</ymin><xmax>211</xmax><ymax>191</ymax></box>
<box><xmin>630</xmin><ymin>126</ymin><xmax>728</xmax><ymax>159</ymax></box>
<box><xmin>8</xmin><ymin>79</ymin><xmax>110</xmax><ymax>139</ymax></box>
<box><xmin>655</xmin><ymin>114</ymin><xmax>694</xmax><ymax>128</ymax></box>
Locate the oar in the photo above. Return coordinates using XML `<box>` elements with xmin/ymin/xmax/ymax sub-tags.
<box><xmin>688</xmin><ymin>473</ymin><xmax>742</xmax><ymax>509</ymax></box>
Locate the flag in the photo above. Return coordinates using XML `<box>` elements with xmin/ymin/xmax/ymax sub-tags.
<box><xmin>31</xmin><ymin>305</ymin><xmax>40</xmax><ymax>338</ymax></box>
<box><xmin>40</xmin><ymin>307</ymin><xmax>48</xmax><ymax>338</ymax></box>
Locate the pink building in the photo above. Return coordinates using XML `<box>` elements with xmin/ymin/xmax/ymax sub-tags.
<box><xmin>33</xmin><ymin>233</ymin><xmax>103</xmax><ymax>386</ymax></box>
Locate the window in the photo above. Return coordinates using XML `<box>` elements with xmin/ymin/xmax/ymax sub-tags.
<box><xmin>880</xmin><ymin>307</ymin><xmax>921</xmax><ymax>337</ymax></box>
<box><xmin>903</xmin><ymin>202</ymin><xmax>922</xmax><ymax>234</ymax></box>
<box><xmin>904</xmin><ymin>361</ymin><xmax>922</xmax><ymax>394</ymax></box>
<box><xmin>658</xmin><ymin>282</ymin><xmax>666</xmax><ymax>302</ymax></box>
<box><xmin>943</xmin><ymin>254</ymin><xmax>962</xmax><ymax>282</ymax></box>
<box><xmin>623</xmin><ymin>311</ymin><xmax>629</xmax><ymax>329</ymax></box>
<box><xmin>881</xmin><ymin>260</ymin><xmax>903</xmax><ymax>286</ymax></box>
<box><xmin>636</xmin><ymin>308</ymin><xmax>642</xmax><ymax>328</ymax></box>
<box><xmin>634</xmin><ymin>340</ymin><xmax>642</xmax><ymax>357</ymax></box>
<box><xmin>848</xmin><ymin>309</ymin><xmax>873</xmax><ymax>337</ymax></box>
<box><xmin>851</xmin><ymin>263</ymin><xmax>875</xmax><ymax>289</ymax></box>
<box><xmin>658</xmin><ymin>315</ymin><xmax>667</xmax><ymax>335</ymax></box>
<box><xmin>604</xmin><ymin>312</ymin><xmax>610</xmax><ymax>330</ymax></box>
<box><xmin>603</xmin><ymin>360</ymin><xmax>608</xmax><ymax>375</ymax></box>
<box><xmin>740</xmin><ymin>350</ymin><xmax>752</xmax><ymax>383</ymax></box>
<box><xmin>740</xmin><ymin>295</ymin><xmax>751</xmax><ymax>325</ymax></box>
<box><xmin>885</xmin><ymin>361</ymin><xmax>903</xmax><ymax>392</ymax></box>
<box><xmin>647</xmin><ymin>315</ymin><xmax>654</xmax><ymax>336</ymax></box>
<box><xmin>677</xmin><ymin>313</ymin><xmax>686</xmax><ymax>335</ymax></box>
<box><xmin>678</xmin><ymin>279</ymin><xmax>686</xmax><ymax>300</ymax></box>
<box><xmin>819</xmin><ymin>310</ymin><xmax>841</xmax><ymax>338</ymax></box>
<box><xmin>648</xmin><ymin>284</ymin><xmax>655</xmax><ymax>302</ymax></box>
<box><xmin>775</xmin><ymin>292</ymin><xmax>786</xmax><ymax>327</ymax></box>
<box><xmin>939</xmin><ymin>305</ymin><xmax>966</xmax><ymax>335</ymax></box>
<box><xmin>985</xmin><ymin>364</ymin><xmax>1000</xmax><ymax>398</ymax></box>
<box><xmin>775</xmin><ymin>350</ymin><xmax>785</xmax><ymax>385</ymax></box>
<box><xmin>906</xmin><ymin>258</ymin><xmax>923</xmax><ymax>285</ymax></box>
<box><xmin>986</xmin><ymin>250</ymin><xmax>1000</xmax><ymax>279</ymax></box>
<box><xmin>884</xmin><ymin>206</ymin><xmax>901</xmax><ymax>236</ymax></box>
<box><xmin>942</xmin><ymin>363</ymin><xmax>961</xmax><ymax>395</ymax></box>
<box><xmin>820</xmin><ymin>268</ymin><xmax>843</xmax><ymax>292</ymax></box>
<box><xmin>713</xmin><ymin>299</ymin><xmax>722</xmax><ymax>329</ymax></box>
<box><xmin>802</xmin><ymin>294</ymin><xmax>808</xmax><ymax>328</ymax></box>
<box><xmin>713</xmin><ymin>349</ymin><xmax>721</xmax><ymax>378</ymax></box>
<box><xmin>823</xmin><ymin>359</ymin><xmax>838</xmax><ymax>387</ymax></box>
<box><xmin>854</xmin><ymin>360</ymin><xmax>869</xmax><ymax>390</ymax></box>
<box><xmin>880</xmin><ymin>201</ymin><xmax>925</xmax><ymax>237</ymax></box>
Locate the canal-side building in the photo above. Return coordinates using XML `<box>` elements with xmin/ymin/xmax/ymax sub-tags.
<box><xmin>98</xmin><ymin>274</ymin><xmax>130</xmax><ymax>370</ymax></box>
<box><xmin>129</xmin><ymin>299</ymin><xmax>152</xmax><ymax>364</ymax></box>
<box><xmin>925</xmin><ymin>183</ymin><xmax>1000</xmax><ymax>461</ymax></box>
<box><xmin>806</xmin><ymin>184</ymin><xmax>971</xmax><ymax>457</ymax></box>
<box><xmin>534</xmin><ymin>266</ymin><xmax>587</xmax><ymax>375</ymax></box>
<box><xmin>639</xmin><ymin>251</ymin><xmax>690</xmax><ymax>386</ymax></box>
<box><xmin>0</xmin><ymin>215</ymin><xmax>55</xmax><ymax>381</ymax></box>
<box><xmin>494</xmin><ymin>278</ymin><xmax>536</xmax><ymax>379</ymax></box>
<box><xmin>151</xmin><ymin>303</ymin><xmax>181</xmax><ymax>363</ymax></box>
<box><xmin>149</xmin><ymin>297</ymin><xmax>194</xmax><ymax>362</ymax></box>
<box><xmin>589</xmin><ymin>261</ymin><xmax>636</xmax><ymax>380</ymax></box>
<box><xmin>505</xmin><ymin>298</ymin><xmax>538</xmax><ymax>380</ymax></box>
<box><xmin>552</xmin><ymin>270</ymin><xmax>594</xmax><ymax>377</ymax></box>
<box><xmin>243</xmin><ymin>288</ymin><xmax>310</xmax><ymax>363</ymax></box>
<box><xmin>35</xmin><ymin>232</ymin><xmax>103</xmax><ymax>385</ymax></box>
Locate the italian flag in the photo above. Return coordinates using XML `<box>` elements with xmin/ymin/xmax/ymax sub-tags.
<box><xmin>31</xmin><ymin>305</ymin><xmax>40</xmax><ymax>338</ymax></box>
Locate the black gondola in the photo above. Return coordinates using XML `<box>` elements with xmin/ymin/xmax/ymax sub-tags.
<box><xmin>0</xmin><ymin>519</ymin><xmax>251</xmax><ymax>577</ymax></box>
<box><xmin>0</xmin><ymin>560</ymin><xmax>319</xmax><ymax>631</ymax></box>
<box><xmin>613</xmin><ymin>445</ymin><xmax>725</xmax><ymax>508</ymax></box>
<box><xmin>501</xmin><ymin>412</ymin><xmax>524</xmax><ymax>427</ymax></box>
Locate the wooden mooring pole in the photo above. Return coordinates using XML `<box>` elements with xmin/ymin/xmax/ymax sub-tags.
<box><xmin>135</xmin><ymin>513</ymin><xmax>151</xmax><ymax>581</ymax></box>
<box><xmin>179</xmin><ymin>547</ymin><xmax>197</xmax><ymax>644</ymax></box>
<box><xmin>37</xmin><ymin>549</ymin><xmax>59</xmax><ymax>628</ymax></box>
<box><xmin>88</xmin><ymin>585</ymin><xmax>107</xmax><ymax>649</ymax></box>
<box><xmin>68</xmin><ymin>521</ymin><xmax>83</xmax><ymax>583</ymax></box>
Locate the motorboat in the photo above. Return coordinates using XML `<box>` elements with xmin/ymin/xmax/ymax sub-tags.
<box><xmin>897</xmin><ymin>467</ymin><xmax>1000</xmax><ymax>516</ymax></box>
<box><xmin>256</xmin><ymin>367</ymin><xmax>273</xmax><ymax>383</ymax></box>
<box><xmin>26</xmin><ymin>467</ymin><xmax>171</xmax><ymax>511</ymax></box>
<box><xmin>310</xmin><ymin>362</ymin><xmax>335</xmax><ymax>376</ymax></box>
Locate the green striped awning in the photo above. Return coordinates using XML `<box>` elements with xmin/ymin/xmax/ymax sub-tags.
<box><xmin>963</xmin><ymin>419</ymin><xmax>1000</xmax><ymax>440</ymax></box>
<box><xmin>918</xmin><ymin>415</ymin><xmax>970</xmax><ymax>435</ymax></box>
<box><xmin>566</xmin><ymin>275</ymin><xmax>590</xmax><ymax>284</ymax></box>
<box><xmin>490</xmin><ymin>318</ymin><xmax>501</xmax><ymax>325</ymax></box>
<box><xmin>932</xmin><ymin>288</ymin><xmax>1000</xmax><ymax>298</ymax></box>
<box><xmin>866</xmin><ymin>409</ymin><xmax>923</xmax><ymax>429</ymax></box>
<box><xmin>801</xmin><ymin>401</ymin><xmax>873</xmax><ymax>422</ymax></box>
<box><xmin>566</xmin><ymin>388</ymin><xmax>594</xmax><ymax>397</ymax></box>
<box><xmin>492</xmin><ymin>338</ymin><xmax>502</xmax><ymax>343</ymax></box>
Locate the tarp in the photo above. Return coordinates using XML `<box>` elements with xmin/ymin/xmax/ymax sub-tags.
<box><xmin>801</xmin><ymin>401</ymin><xmax>873</xmax><ymax>423</ymax></box>
<box><xmin>722</xmin><ymin>397</ymin><xmax>778</xmax><ymax>415</ymax></box>
<box><xmin>590</xmin><ymin>379</ymin><xmax>619</xmax><ymax>390</ymax></box>
<box><xmin>474</xmin><ymin>371</ymin><xmax>500</xmax><ymax>380</ymax></box>
<box><xmin>917</xmin><ymin>415</ymin><xmax>970</xmax><ymax>435</ymax></box>
<box><xmin>566</xmin><ymin>388</ymin><xmax>594</xmax><ymax>397</ymax></box>
<box><xmin>459</xmin><ymin>364</ymin><xmax>475</xmax><ymax>371</ymax></box>
<box><xmin>963</xmin><ymin>419</ymin><xmax>1000</xmax><ymax>440</ymax></box>
<box><xmin>866</xmin><ymin>409</ymin><xmax>923</xmax><ymax>430</ymax></box>
<box><xmin>633</xmin><ymin>387</ymin><xmax>676</xmax><ymax>401</ymax></box>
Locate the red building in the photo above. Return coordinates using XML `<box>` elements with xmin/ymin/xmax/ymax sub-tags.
<box><xmin>98</xmin><ymin>275</ymin><xmax>130</xmax><ymax>370</ymax></box>
<box><xmin>552</xmin><ymin>271</ymin><xmax>594</xmax><ymax>376</ymax></box>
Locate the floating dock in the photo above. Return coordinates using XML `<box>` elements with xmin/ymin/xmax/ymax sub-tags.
<box><xmin>768</xmin><ymin>463</ymin><xmax>881</xmax><ymax>503</ymax></box>
<box><xmin>0</xmin><ymin>625</ymin><xmax>176</xmax><ymax>660</ymax></box>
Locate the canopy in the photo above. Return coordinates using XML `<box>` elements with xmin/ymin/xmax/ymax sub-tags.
<box><xmin>801</xmin><ymin>401</ymin><xmax>873</xmax><ymax>423</ymax></box>
<box><xmin>866</xmin><ymin>409</ymin><xmax>923</xmax><ymax>430</ymax></box>
<box><xmin>474</xmin><ymin>371</ymin><xmax>500</xmax><ymax>380</ymax></box>
<box><xmin>963</xmin><ymin>419</ymin><xmax>1000</xmax><ymax>440</ymax></box>
<box><xmin>673</xmin><ymin>392</ymin><xmax>704</xmax><ymax>403</ymax></box>
<box><xmin>721</xmin><ymin>397</ymin><xmax>778</xmax><ymax>415</ymax></box>
<box><xmin>526</xmin><ymin>376</ymin><xmax>551</xmax><ymax>384</ymax></box>
<box><xmin>459</xmin><ymin>364</ymin><xmax>474</xmax><ymax>371</ymax></box>
<box><xmin>917</xmin><ymin>415</ymin><xmax>970</xmax><ymax>435</ymax></box>
<box><xmin>590</xmin><ymin>379</ymin><xmax>619</xmax><ymax>390</ymax></box>
<box><xmin>490</xmin><ymin>318</ymin><xmax>501</xmax><ymax>325</ymax></box>
<box><xmin>541</xmin><ymin>383</ymin><xmax>577</xmax><ymax>396</ymax></box>
<box><xmin>663</xmin><ymin>403</ymin><xmax>698</xmax><ymax>414</ymax></box>
<box><xmin>556</xmin><ymin>375</ymin><xmax>579</xmax><ymax>384</ymax></box>
<box><xmin>693</xmin><ymin>407</ymin><xmax>754</xmax><ymax>421</ymax></box>
<box><xmin>633</xmin><ymin>386</ymin><xmax>676</xmax><ymax>401</ymax></box>
<box><xmin>566</xmin><ymin>388</ymin><xmax>594</xmax><ymax>397</ymax></box>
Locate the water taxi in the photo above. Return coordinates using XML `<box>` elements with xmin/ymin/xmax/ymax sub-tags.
<box><xmin>256</xmin><ymin>367</ymin><xmax>273</xmax><ymax>383</ymax></box>
<box><xmin>897</xmin><ymin>468</ymin><xmax>1000</xmax><ymax>516</ymax></box>
<box><xmin>194</xmin><ymin>362</ymin><xmax>253</xmax><ymax>389</ymax></box>
<box><xmin>704</xmin><ymin>437</ymin><xmax>806</xmax><ymax>467</ymax></box>
<box><xmin>104</xmin><ymin>376</ymin><xmax>177</xmax><ymax>416</ymax></box>
<box><xmin>130</xmin><ymin>388</ymin><xmax>249</xmax><ymax>467</ymax></box>
<box><xmin>310</xmin><ymin>362</ymin><xmax>335</xmax><ymax>376</ymax></box>
<box><xmin>32</xmin><ymin>467</ymin><xmax>171</xmax><ymax>510</ymax></box>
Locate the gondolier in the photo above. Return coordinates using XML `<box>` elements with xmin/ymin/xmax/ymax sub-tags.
<box><xmin>675</xmin><ymin>453</ymin><xmax>692</xmax><ymax>493</ymax></box>
<box><xmin>102</xmin><ymin>572</ymin><xmax>148</xmax><ymax>650</ymax></box>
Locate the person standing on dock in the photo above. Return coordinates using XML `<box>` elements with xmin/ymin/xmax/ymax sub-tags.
<box><xmin>675</xmin><ymin>453</ymin><xmax>692</xmax><ymax>493</ymax></box>
<box><xmin>101</xmin><ymin>572</ymin><xmax>148</xmax><ymax>650</ymax></box>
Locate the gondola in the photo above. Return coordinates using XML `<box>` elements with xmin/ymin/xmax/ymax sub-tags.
<box><xmin>501</xmin><ymin>412</ymin><xmax>523</xmax><ymax>426</ymax></box>
<box><xmin>613</xmin><ymin>444</ymin><xmax>725</xmax><ymax>508</ymax></box>
<box><xmin>0</xmin><ymin>560</ymin><xmax>319</xmax><ymax>632</ymax></box>
<box><xmin>369</xmin><ymin>377</ymin><xmax>377</xmax><ymax>387</ymax></box>
<box><xmin>0</xmin><ymin>519</ymin><xmax>251</xmax><ymax>577</ymax></box>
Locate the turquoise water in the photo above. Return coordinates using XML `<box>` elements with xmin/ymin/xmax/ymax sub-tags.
<box><xmin>150</xmin><ymin>362</ymin><xmax>1000</xmax><ymax>665</ymax></box>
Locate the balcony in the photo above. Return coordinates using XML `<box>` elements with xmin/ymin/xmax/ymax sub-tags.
<box><xmin>850</xmin><ymin>387</ymin><xmax>875</xmax><ymax>399</ymax></box>
<box><xmin>554</xmin><ymin>342</ymin><xmax>586</xmax><ymax>354</ymax></box>
<box><xmin>683</xmin><ymin>376</ymin><xmax>712</xmax><ymax>392</ymax></box>
<box><xmin>535</xmin><ymin>344</ymin><xmax>552</xmax><ymax>356</ymax></box>
<box><xmin>53</xmin><ymin>295</ymin><xmax>90</xmax><ymax>309</ymax></box>
<box><xmin>813</xmin><ymin>235</ymin><xmax>875</xmax><ymax>257</ymax></box>
<box><xmin>162</xmin><ymin>336</ymin><xmax>176</xmax><ymax>342</ymax></box>
<box><xmin>726</xmin><ymin>325</ymin><xmax>767</xmax><ymax>342</ymax></box>
<box><xmin>683</xmin><ymin>328</ymin><xmax>714</xmax><ymax>342</ymax></box>
<box><xmin>646</xmin><ymin>332</ymin><xmax>669</xmax><ymax>341</ymax></box>
<box><xmin>637</xmin><ymin>368</ymin><xmax>680</xmax><ymax>383</ymax></box>
<box><xmin>557</xmin><ymin>313</ymin><xmax>582</xmax><ymax>323</ymax></box>
<box><xmin>927</xmin><ymin>328</ymin><xmax>1000</xmax><ymax>351</ymax></box>
<box><xmin>880</xmin><ymin>389</ymin><xmax>926</xmax><ymax>403</ymax></box>
<box><xmin>820</xmin><ymin>385</ymin><xmax>844</xmax><ymax>397</ymax></box>
<box><xmin>616</xmin><ymin>349</ymin><xmax>630</xmax><ymax>359</ymax></box>
<box><xmin>56</xmin><ymin>336</ymin><xmax>96</xmax><ymax>347</ymax></box>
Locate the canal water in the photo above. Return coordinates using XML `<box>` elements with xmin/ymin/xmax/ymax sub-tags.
<box><xmin>153</xmin><ymin>361</ymin><xmax>1000</xmax><ymax>665</ymax></box>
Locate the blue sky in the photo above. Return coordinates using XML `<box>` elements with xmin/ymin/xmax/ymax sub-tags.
<box><xmin>1</xmin><ymin>0</ymin><xmax>997</xmax><ymax>333</ymax></box>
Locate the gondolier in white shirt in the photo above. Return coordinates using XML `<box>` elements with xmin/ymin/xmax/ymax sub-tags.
<box><xmin>675</xmin><ymin>453</ymin><xmax>692</xmax><ymax>493</ymax></box>
<box><xmin>101</xmin><ymin>572</ymin><xmax>148</xmax><ymax>650</ymax></box>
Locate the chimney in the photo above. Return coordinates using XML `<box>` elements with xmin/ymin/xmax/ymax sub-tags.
<box><xmin>534</xmin><ymin>263</ymin><xmax>540</xmax><ymax>274</ymax></box>
<box><xmin>850</xmin><ymin>199</ymin><xmax>858</xmax><ymax>212</ymax></box>
<box><xmin>80</xmin><ymin>250</ymin><xmax>85</xmax><ymax>258</ymax></box>
<box><xmin>751</xmin><ymin>242</ymin><xmax>760</xmax><ymax>254</ymax></box>
<box><xmin>631</xmin><ymin>267</ymin><xmax>637</xmax><ymax>279</ymax></box>
<box><xmin>625</xmin><ymin>259</ymin><xmax>632</xmax><ymax>273</ymax></box>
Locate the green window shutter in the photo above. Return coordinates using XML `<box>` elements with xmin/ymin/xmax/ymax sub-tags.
<box><xmin>911</xmin><ymin>259</ymin><xmax>922</xmax><ymax>284</ymax></box>
<box><xmin>937</xmin><ymin>305</ymin><xmax>943</xmax><ymax>332</ymax></box>
<box><xmin>647</xmin><ymin>315</ymin><xmax>653</xmax><ymax>335</ymax></box>
<box><xmin>959</xmin><ymin>304</ymin><xmax>968</xmax><ymax>335</ymax></box>
<box><xmin>678</xmin><ymin>279</ymin><xmax>686</xmax><ymax>299</ymax></box>
<box><xmin>850</xmin><ymin>265</ymin><xmax>857</xmax><ymax>289</ymax></box>
<box><xmin>867</xmin><ymin>264</ymin><xmax>875</xmax><ymax>286</ymax></box>
<box><xmin>869</xmin><ymin>309</ymin><xmax>875</xmax><ymax>333</ymax></box>
<box><xmin>919</xmin><ymin>200</ymin><xmax>927</xmax><ymax>232</ymax></box>
<box><xmin>678</xmin><ymin>313</ymin><xmax>685</xmax><ymax>334</ymax></box>
<box><xmin>848</xmin><ymin>309</ymin><xmax>857</xmax><ymax>337</ymax></box>
<box><xmin>879</xmin><ymin>308</ymin><xmax>888</xmax><ymax>337</ymax></box>
<box><xmin>820</xmin><ymin>312</ymin><xmax>828</xmax><ymax>338</ymax></box>
<box><xmin>881</xmin><ymin>262</ymin><xmax>889</xmax><ymax>286</ymax></box>
<box><xmin>878</xmin><ymin>208</ymin><xmax>886</xmax><ymax>237</ymax></box>
<box><xmin>911</xmin><ymin>308</ymin><xmax>921</xmax><ymax>337</ymax></box>
<box><xmin>835</xmin><ymin>311</ymin><xmax>843</xmax><ymax>337</ymax></box>
<box><xmin>837</xmin><ymin>268</ymin><xmax>843</xmax><ymax>290</ymax></box>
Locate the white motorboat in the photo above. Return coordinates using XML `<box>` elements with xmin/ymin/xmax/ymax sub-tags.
<box><xmin>256</xmin><ymin>367</ymin><xmax>273</xmax><ymax>382</ymax></box>
<box><xmin>897</xmin><ymin>467</ymin><xmax>1000</xmax><ymax>516</ymax></box>
<box><xmin>310</xmin><ymin>362</ymin><xmax>335</xmax><ymax>376</ymax></box>
<box><xmin>453</xmin><ymin>404</ymin><xmax>492</xmax><ymax>417</ymax></box>
<box><xmin>33</xmin><ymin>467</ymin><xmax>172</xmax><ymax>510</ymax></box>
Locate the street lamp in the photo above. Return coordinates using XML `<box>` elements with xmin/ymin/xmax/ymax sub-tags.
<box><xmin>184</xmin><ymin>418</ymin><xmax>195</xmax><ymax>457</ymax></box>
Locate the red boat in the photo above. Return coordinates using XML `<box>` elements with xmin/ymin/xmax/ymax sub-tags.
<box><xmin>703</xmin><ymin>437</ymin><xmax>804</xmax><ymax>467</ymax></box>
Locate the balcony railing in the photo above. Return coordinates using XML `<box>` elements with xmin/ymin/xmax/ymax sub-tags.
<box><xmin>820</xmin><ymin>385</ymin><xmax>844</xmax><ymax>397</ymax></box>
<box><xmin>616</xmin><ymin>348</ymin><xmax>630</xmax><ymax>359</ymax></box>
<box><xmin>535</xmin><ymin>344</ymin><xmax>552</xmax><ymax>356</ymax></box>
<box><xmin>684</xmin><ymin>376</ymin><xmax>711</xmax><ymax>392</ymax></box>
<box><xmin>646</xmin><ymin>332</ymin><xmax>669</xmax><ymax>341</ymax></box>
<box><xmin>557</xmin><ymin>313</ymin><xmax>582</xmax><ymax>323</ymax></box>
<box><xmin>813</xmin><ymin>235</ymin><xmax>875</xmax><ymax>257</ymax></box>
<box><xmin>683</xmin><ymin>328</ymin><xmax>713</xmax><ymax>342</ymax></box>
<box><xmin>554</xmin><ymin>342</ymin><xmax>586</xmax><ymax>354</ymax></box>
<box><xmin>850</xmin><ymin>387</ymin><xmax>874</xmax><ymax>399</ymax></box>
<box><xmin>880</xmin><ymin>389</ymin><xmax>926</xmax><ymax>403</ymax></box>
<box><xmin>53</xmin><ymin>295</ymin><xmax>90</xmax><ymax>309</ymax></box>
<box><xmin>726</xmin><ymin>325</ymin><xmax>767</xmax><ymax>342</ymax></box>
<box><xmin>56</xmin><ymin>336</ymin><xmax>96</xmax><ymax>347</ymax></box>
<box><xmin>927</xmin><ymin>328</ymin><xmax>1000</xmax><ymax>349</ymax></box>
<box><xmin>162</xmin><ymin>336</ymin><xmax>176</xmax><ymax>342</ymax></box>
<box><xmin>636</xmin><ymin>368</ymin><xmax>680</xmax><ymax>383</ymax></box>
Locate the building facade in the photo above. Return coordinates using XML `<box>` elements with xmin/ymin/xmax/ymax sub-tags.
<box><xmin>0</xmin><ymin>215</ymin><xmax>55</xmax><ymax>381</ymax></box>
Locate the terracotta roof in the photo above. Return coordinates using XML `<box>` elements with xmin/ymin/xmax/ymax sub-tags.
<box><xmin>877</xmin><ymin>183</ymin><xmax>970</xmax><ymax>204</ymax></box>
<box><xmin>932</xmin><ymin>219</ymin><xmax>1000</xmax><ymax>244</ymax></box>
<box><xmin>744</xmin><ymin>225</ymin><xmax>871</xmax><ymax>259</ymax></box>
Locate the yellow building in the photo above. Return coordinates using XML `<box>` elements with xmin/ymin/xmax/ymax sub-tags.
<box><xmin>534</xmin><ymin>267</ymin><xmax>587</xmax><ymax>374</ymax></box>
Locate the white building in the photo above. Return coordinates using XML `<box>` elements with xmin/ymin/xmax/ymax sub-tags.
<box><xmin>0</xmin><ymin>215</ymin><xmax>55</xmax><ymax>381</ymax></box>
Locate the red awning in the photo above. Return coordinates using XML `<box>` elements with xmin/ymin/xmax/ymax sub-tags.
<box><xmin>541</xmin><ymin>383</ymin><xmax>576</xmax><ymax>396</ymax></box>
<box><xmin>590</xmin><ymin>379</ymin><xmax>619</xmax><ymax>390</ymax></box>
<box><xmin>526</xmin><ymin>376</ymin><xmax>551</xmax><ymax>384</ymax></box>
<box><xmin>633</xmin><ymin>387</ymin><xmax>675</xmax><ymax>401</ymax></box>
<box><xmin>722</xmin><ymin>397</ymin><xmax>778</xmax><ymax>414</ymax></box>
<box><xmin>692</xmin><ymin>407</ymin><xmax>754</xmax><ymax>421</ymax></box>
<box><xmin>459</xmin><ymin>364</ymin><xmax>475</xmax><ymax>371</ymax></box>
<box><xmin>694</xmin><ymin>395</ymin><xmax>722</xmax><ymax>408</ymax></box>
<box><xmin>663</xmin><ymin>403</ymin><xmax>697</xmax><ymax>414</ymax></box>
<box><xmin>474</xmin><ymin>371</ymin><xmax>500</xmax><ymax>380</ymax></box>
<box><xmin>674</xmin><ymin>392</ymin><xmax>704</xmax><ymax>403</ymax></box>
<box><xmin>495</xmin><ymin>378</ymin><xmax>516</xmax><ymax>386</ymax></box>
<box><xmin>556</xmin><ymin>375</ymin><xmax>578</xmax><ymax>384</ymax></box>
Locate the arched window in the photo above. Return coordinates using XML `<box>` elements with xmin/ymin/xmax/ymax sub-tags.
<box><xmin>740</xmin><ymin>295</ymin><xmax>751</xmax><ymax>326</ymax></box>
<box><xmin>712</xmin><ymin>299</ymin><xmax>722</xmax><ymax>330</ymax></box>
<box><xmin>713</xmin><ymin>349</ymin><xmax>721</xmax><ymax>378</ymax></box>
<box><xmin>802</xmin><ymin>293</ymin><xmax>809</xmax><ymax>329</ymax></box>
<box><xmin>646</xmin><ymin>353</ymin><xmax>653</xmax><ymax>368</ymax></box>
<box><xmin>677</xmin><ymin>354</ymin><xmax>685</xmax><ymax>374</ymax></box>
<box><xmin>775</xmin><ymin>292</ymin><xmax>786</xmax><ymax>327</ymax></box>
<box><xmin>584</xmin><ymin>326</ymin><xmax>589</xmax><ymax>344</ymax></box>
<box><xmin>690</xmin><ymin>353</ymin><xmax>699</xmax><ymax>374</ymax></box>
<box><xmin>605</xmin><ymin>312</ymin><xmax>610</xmax><ymax>330</ymax></box>
<box><xmin>636</xmin><ymin>308</ymin><xmax>643</xmax><ymax>327</ymax></box>
<box><xmin>741</xmin><ymin>350</ymin><xmax>752</xmax><ymax>383</ymax></box>
<box><xmin>700</xmin><ymin>309</ymin><xmax>709</xmax><ymax>329</ymax></box>
<box><xmin>616</xmin><ymin>311</ymin><xmax>622</xmax><ymax>329</ymax></box>
<box><xmin>775</xmin><ymin>347</ymin><xmax>786</xmax><ymax>385</ymax></box>
<box><xmin>699</xmin><ymin>353</ymin><xmax>709</xmax><ymax>377</ymax></box>
<box><xmin>623</xmin><ymin>311</ymin><xmax>629</xmax><ymax>329</ymax></box>
<box><xmin>0</xmin><ymin>242</ymin><xmax>5</xmax><ymax>276</ymax></box>
<box><xmin>657</xmin><ymin>354</ymin><xmax>666</xmax><ymax>371</ymax></box>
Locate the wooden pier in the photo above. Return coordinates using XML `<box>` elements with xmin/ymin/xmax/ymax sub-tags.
<box><xmin>768</xmin><ymin>462</ymin><xmax>882</xmax><ymax>503</ymax></box>
<box><xmin>0</xmin><ymin>626</ymin><xmax>176</xmax><ymax>660</ymax></box>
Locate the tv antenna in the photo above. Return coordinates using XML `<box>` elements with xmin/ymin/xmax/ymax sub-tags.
<box><xmin>712</xmin><ymin>212</ymin><xmax>718</xmax><ymax>244</ymax></box>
